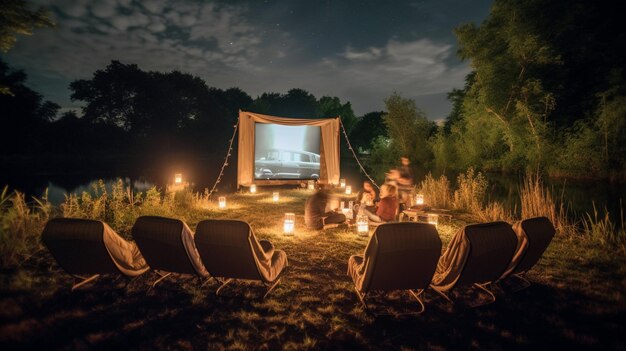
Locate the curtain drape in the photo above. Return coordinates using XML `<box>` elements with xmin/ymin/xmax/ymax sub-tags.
<box><xmin>237</xmin><ymin>111</ymin><xmax>340</xmax><ymax>187</ymax></box>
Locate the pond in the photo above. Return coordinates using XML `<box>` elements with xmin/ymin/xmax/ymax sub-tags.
<box><xmin>1</xmin><ymin>158</ymin><xmax>623</xmax><ymax>227</ymax></box>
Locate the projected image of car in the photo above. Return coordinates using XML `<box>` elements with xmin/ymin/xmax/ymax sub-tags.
<box><xmin>255</xmin><ymin>149</ymin><xmax>321</xmax><ymax>179</ymax></box>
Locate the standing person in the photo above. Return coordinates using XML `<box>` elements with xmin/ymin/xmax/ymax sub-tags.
<box><xmin>397</xmin><ymin>156</ymin><xmax>414</xmax><ymax>207</ymax></box>
<box><xmin>363</xmin><ymin>183</ymin><xmax>399</xmax><ymax>223</ymax></box>
<box><xmin>305</xmin><ymin>186</ymin><xmax>346</xmax><ymax>230</ymax></box>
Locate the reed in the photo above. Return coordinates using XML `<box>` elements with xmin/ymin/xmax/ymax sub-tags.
<box><xmin>452</xmin><ymin>167</ymin><xmax>488</xmax><ymax>213</ymax></box>
<box><xmin>583</xmin><ymin>202</ymin><xmax>626</xmax><ymax>250</ymax></box>
<box><xmin>518</xmin><ymin>175</ymin><xmax>572</xmax><ymax>235</ymax></box>
<box><xmin>416</xmin><ymin>173</ymin><xmax>452</xmax><ymax>208</ymax></box>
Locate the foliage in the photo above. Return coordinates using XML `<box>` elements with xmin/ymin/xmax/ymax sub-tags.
<box><xmin>349</xmin><ymin>111</ymin><xmax>387</xmax><ymax>152</ymax></box>
<box><xmin>416</xmin><ymin>173</ymin><xmax>451</xmax><ymax>209</ymax></box>
<box><xmin>452</xmin><ymin>168</ymin><xmax>488</xmax><ymax>213</ymax></box>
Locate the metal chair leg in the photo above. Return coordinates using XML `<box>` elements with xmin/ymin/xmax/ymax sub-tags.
<box><xmin>512</xmin><ymin>272</ymin><xmax>532</xmax><ymax>292</ymax></box>
<box><xmin>430</xmin><ymin>284</ymin><xmax>453</xmax><ymax>304</ymax></box>
<box><xmin>472</xmin><ymin>282</ymin><xmax>497</xmax><ymax>307</ymax></box>
<box><xmin>151</xmin><ymin>271</ymin><xmax>172</xmax><ymax>287</ymax></box>
<box><xmin>408</xmin><ymin>289</ymin><xmax>426</xmax><ymax>314</ymax></box>
<box><xmin>263</xmin><ymin>278</ymin><xmax>281</xmax><ymax>299</ymax></box>
<box><xmin>71</xmin><ymin>274</ymin><xmax>100</xmax><ymax>291</ymax></box>
<box><xmin>354</xmin><ymin>286</ymin><xmax>368</xmax><ymax>309</ymax></box>
<box><xmin>216</xmin><ymin>278</ymin><xmax>233</xmax><ymax>296</ymax></box>
<box><xmin>200</xmin><ymin>276</ymin><xmax>214</xmax><ymax>288</ymax></box>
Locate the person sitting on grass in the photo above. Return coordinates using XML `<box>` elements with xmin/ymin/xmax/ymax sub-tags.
<box><xmin>355</xmin><ymin>180</ymin><xmax>378</xmax><ymax>214</ymax></box>
<box><xmin>363</xmin><ymin>183</ymin><xmax>399</xmax><ymax>223</ymax></box>
<box><xmin>305</xmin><ymin>185</ymin><xmax>347</xmax><ymax>230</ymax></box>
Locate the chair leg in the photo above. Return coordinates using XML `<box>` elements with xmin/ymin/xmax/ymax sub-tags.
<box><xmin>472</xmin><ymin>282</ymin><xmax>497</xmax><ymax>307</ymax></box>
<box><xmin>200</xmin><ymin>276</ymin><xmax>214</xmax><ymax>288</ymax></box>
<box><xmin>512</xmin><ymin>272</ymin><xmax>532</xmax><ymax>292</ymax></box>
<box><xmin>71</xmin><ymin>274</ymin><xmax>100</xmax><ymax>291</ymax></box>
<box><xmin>216</xmin><ymin>278</ymin><xmax>233</xmax><ymax>296</ymax></box>
<box><xmin>151</xmin><ymin>271</ymin><xmax>172</xmax><ymax>288</ymax></box>
<box><xmin>430</xmin><ymin>284</ymin><xmax>453</xmax><ymax>304</ymax></box>
<box><xmin>354</xmin><ymin>287</ymin><xmax>368</xmax><ymax>309</ymax></box>
<box><xmin>408</xmin><ymin>289</ymin><xmax>426</xmax><ymax>314</ymax></box>
<box><xmin>263</xmin><ymin>278</ymin><xmax>281</xmax><ymax>299</ymax></box>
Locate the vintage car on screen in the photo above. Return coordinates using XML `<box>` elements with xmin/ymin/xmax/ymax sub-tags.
<box><xmin>255</xmin><ymin>149</ymin><xmax>321</xmax><ymax>179</ymax></box>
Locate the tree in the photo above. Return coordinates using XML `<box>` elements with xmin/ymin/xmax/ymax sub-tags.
<box><xmin>383</xmin><ymin>92</ymin><xmax>436</xmax><ymax>168</ymax></box>
<box><xmin>0</xmin><ymin>59</ymin><xmax>59</xmax><ymax>152</ymax></box>
<box><xmin>0</xmin><ymin>0</ymin><xmax>54</xmax><ymax>95</ymax></box>
<box><xmin>318</xmin><ymin>96</ymin><xmax>357</xmax><ymax>134</ymax></box>
<box><xmin>349</xmin><ymin>111</ymin><xmax>387</xmax><ymax>152</ymax></box>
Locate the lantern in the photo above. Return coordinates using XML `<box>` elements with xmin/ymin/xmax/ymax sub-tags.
<box><xmin>340</xmin><ymin>179</ymin><xmax>346</xmax><ymax>188</ymax></box>
<box><xmin>283</xmin><ymin>213</ymin><xmax>295</xmax><ymax>235</ymax></box>
<box><xmin>340</xmin><ymin>201</ymin><xmax>345</xmax><ymax>209</ymax></box>
<box><xmin>250</xmin><ymin>184</ymin><xmax>257</xmax><ymax>193</ymax></box>
<box><xmin>357</xmin><ymin>214</ymin><xmax>369</xmax><ymax>236</ymax></box>
<box><xmin>345</xmin><ymin>185</ymin><xmax>352</xmax><ymax>195</ymax></box>
<box><xmin>427</xmin><ymin>213</ymin><xmax>439</xmax><ymax>227</ymax></box>
<box><xmin>415</xmin><ymin>193</ymin><xmax>424</xmax><ymax>206</ymax></box>
<box><xmin>272</xmin><ymin>192</ymin><xmax>280</xmax><ymax>202</ymax></box>
<box><xmin>307</xmin><ymin>180</ymin><xmax>315</xmax><ymax>190</ymax></box>
<box><xmin>174</xmin><ymin>173</ymin><xmax>183</xmax><ymax>184</ymax></box>
<box><xmin>218</xmin><ymin>196</ymin><xmax>226</xmax><ymax>209</ymax></box>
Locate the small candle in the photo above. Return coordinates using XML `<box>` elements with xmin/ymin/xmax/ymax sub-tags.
<box><xmin>307</xmin><ymin>180</ymin><xmax>315</xmax><ymax>190</ymax></box>
<box><xmin>415</xmin><ymin>194</ymin><xmax>424</xmax><ymax>206</ymax></box>
<box><xmin>340</xmin><ymin>179</ymin><xmax>346</xmax><ymax>188</ymax></box>
<box><xmin>218</xmin><ymin>196</ymin><xmax>226</xmax><ymax>209</ymax></box>
<box><xmin>272</xmin><ymin>192</ymin><xmax>280</xmax><ymax>202</ymax></box>
<box><xmin>283</xmin><ymin>213</ymin><xmax>295</xmax><ymax>235</ymax></box>
<box><xmin>345</xmin><ymin>185</ymin><xmax>352</xmax><ymax>195</ymax></box>
<box><xmin>174</xmin><ymin>173</ymin><xmax>183</xmax><ymax>184</ymax></box>
<box><xmin>250</xmin><ymin>184</ymin><xmax>257</xmax><ymax>193</ymax></box>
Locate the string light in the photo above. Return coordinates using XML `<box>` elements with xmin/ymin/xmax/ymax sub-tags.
<box><xmin>208</xmin><ymin>119</ymin><xmax>239</xmax><ymax>198</ymax></box>
<box><xmin>339</xmin><ymin>118</ymin><xmax>379</xmax><ymax>189</ymax></box>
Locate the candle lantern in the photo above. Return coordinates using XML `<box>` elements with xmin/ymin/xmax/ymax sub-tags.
<box><xmin>340</xmin><ymin>179</ymin><xmax>346</xmax><ymax>188</ymax></box>
<box><xmin>307</xmin><ymin>180</ymin><xmax>315</xmax><ymax>190</ymax></box>
<box><xmin>340</xmin><ymin>201</ymin><xmax>345</xmax><ymax>209</ymax></box>
<box><xmin>427</xmin><ymin>213</ymin><xmax>439</xmax><ymax>227</ymax></box>
<box><xmin>174</xmin><ymin>173</ymin><xmax>183</xmax><ymax>184</ymax></box>
<box><xmin>415</xmin><ymin>193</ymin><xmax>424</xmax><ymax>206</ymax></box>
<box><xmin>345</xmin><ymin>185</ymin><xmax>352</xmax><ymax>195</ymax></box>
<box><xmin>250</xmin><ymin>184</ymin><xmax>257</xmax><ymax>193</ymax></box>
<box><xmin>218</xmin><ymin>196</ymin><xmax>226</xmax><ymax>209</ymax></box>
<box><xmin>272</xmin><ymin>192</ymin><xmax>280</xmax><ymax>202</ymax></box>
<box><xmin>357</xmin><ymin>214</ymin><xmax>369</xmax><ymax>236</ymax></box>
<box><xmin>283</xmin><ymin>213</ymin><xmax>295</xmax><ymax>235</ymax></box>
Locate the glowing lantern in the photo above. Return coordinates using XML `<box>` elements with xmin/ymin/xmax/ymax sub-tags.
<box><xmin>357</xmin><ymin>214</ymin><xmax>369</xmax><ymax>236</ymax></box>
<box><xmin>283</xmin><ymin>213</ymin><xmax>295</xmax><ymax>235</ymax></box>
<box><xmin>340</xmin><ymin>201</ymin><xmax>345</xmax><ymax>209</ymax></box>
<box><xmin>272</xmin><ymin>192</ymin><xmax>280</xmax><ymax>202</ymax></box>
<box><xmin>250</xmin><ymin>184</ymin><xmax>257</xmax><ymax>193</ymax></box>
<box><xmin>218</xmin><ymin>196</ymin><xmax>226</xmax><ymax>209</ymax></box>
<box><xmin>415</xmin><ymin>194</ymin><xmax>424</xmax><ymax>206</ymax></box>
<box><xmin>174</xmin><ymin>173</ymin><xmax>183</xmax><ymax>184</ymax></box>
<box><xmin>307</xmin><ymin>180</ymin><xmax>315</xmax><ymax>190</ymax></box>
<box><xmin>427</xmin><ymin>214</ymin><xmax>439</xmax><ymax>227</ymax></box>
<box><xmin>340</xmin><ymin>179</ymin><xmax>346</xmax><ymax>188</ymax></box>
<box><xmin>345</xmin><ymin>185</ymin><xmax>352</xmax><ymax>195</ymax></box>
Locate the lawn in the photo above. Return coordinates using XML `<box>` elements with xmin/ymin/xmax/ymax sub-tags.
<box><xmin>0</xmin><ymin>188</ymin><xmax>625</xmax><ymax>350</ymax></box>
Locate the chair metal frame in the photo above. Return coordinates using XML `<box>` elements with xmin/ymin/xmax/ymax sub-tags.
<box><xmin>214</xmin><ymin>272</ymin><xmax>284</xmax><ymax>299</ymax></box>
<box><xmin>354</xmin><ymin>287</ymin><xmax>427</xmax><ymax>313</ymax></box>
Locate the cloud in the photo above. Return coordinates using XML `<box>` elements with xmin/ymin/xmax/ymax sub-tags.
<box><xmin>5</xmin><ymin>0</ymin><xmax>472</xmax><ymax>119</ymax></box>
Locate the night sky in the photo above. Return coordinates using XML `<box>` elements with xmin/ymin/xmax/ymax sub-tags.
<box><xmin>4</xmin><ymin>0</ymin><xmax>492</xmax><ymax>120</ymax></box>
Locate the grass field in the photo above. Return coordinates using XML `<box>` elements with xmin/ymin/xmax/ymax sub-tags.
<box><xmin>1</xmin><ymin>186</ymin><xmax>625</xmax><ymax>350</ymax></box>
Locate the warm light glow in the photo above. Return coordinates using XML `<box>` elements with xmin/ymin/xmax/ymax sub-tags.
<box><xmin>345</xmin><ymin>185</ymin><xmax>352</xmax><ymax>195</ymax></box>
<box><xmin>340</xmin><ymin>179</ymin><xmax>346</xmax><ymax>188</ymax></box>
<box><xmin>283</xmin><ymin>213</ymin><xmax>295</xmax><ymax>235</ymax></box>
<box><xmin>307</xmin><ymin>180</ymin><xmax>315</xmax><ymax>190</ymax></box>
<box><xmin>357</xmin><ymin>214</ymin><xmax>369</xmax><ymax>236</ymax></box>
<box><xmin>340</xmin><ymin>201</ymin><xmax>345</xmax><ymax>209</ymax></box>
<box><xmin>415</xmin><ymin>193</ymin><xmax>424</xmax><ymax>205</ymax></box>
<box><xmin>174</xmin><ymin>173</ymin><xmax>183</xmax><ymax>184</ymax></box>
<box><xmin>272</xmin><ymin>192</ymin><xmax>280</xmax><ymax>202</ymax></box>
<box><xmin>250</xmin><ymin>184</ymin><xmax>257</xmax><ymax>193</ymax></box>
<box><xmin>428</xmin><ymin>213</ymin><xmax>439</xmax><ymax>227</ymax></box>
<box><xmin>218</xmin><ymin>196</ymin><xmax>226</xmax><ymax>209</ymax></box>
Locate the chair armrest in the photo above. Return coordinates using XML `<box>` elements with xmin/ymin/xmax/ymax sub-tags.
<box><xmin>259</xmin><ymin>239</ymin><xmax>275</xmax><ymax>257</ymax></box>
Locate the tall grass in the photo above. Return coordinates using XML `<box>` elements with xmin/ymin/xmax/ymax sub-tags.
<box><xmin>518</xmin><ymin>176</ymin><xmax>571</xmax><ymax>235</ymax></box>
<box><xmin>0</xmin><ymin>186</ymin><xmax>51</xmax><ymax>267</ymax></box>
<box><xmin>416</xmin><ymin>173</ymin><xmax>451</xmax><ymax>208</ymax></box>
<box><xmin>583</xmin><ymin>202</ymin><xmax>626</xmax><ymax>250</ymax></box>
<box><xmin>452</xmin><ymin>167</ymin><xmax>488</xmax><ymax>213</ymax></box>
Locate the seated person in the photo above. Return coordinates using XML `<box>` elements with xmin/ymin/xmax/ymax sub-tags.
<box><xmin>355</xmin><ymin>180</ymin><xmax>378</xmax><ymax>214</ymax></box>
<box><xmin>363</xmin><ymin>183</ymin><xmax>399</xmax><ymax>223</ymax></box>
<box><xmin>305</xmin><ymin>186</ymin><xmax>346</xmax><ymax>230</ymax></box>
